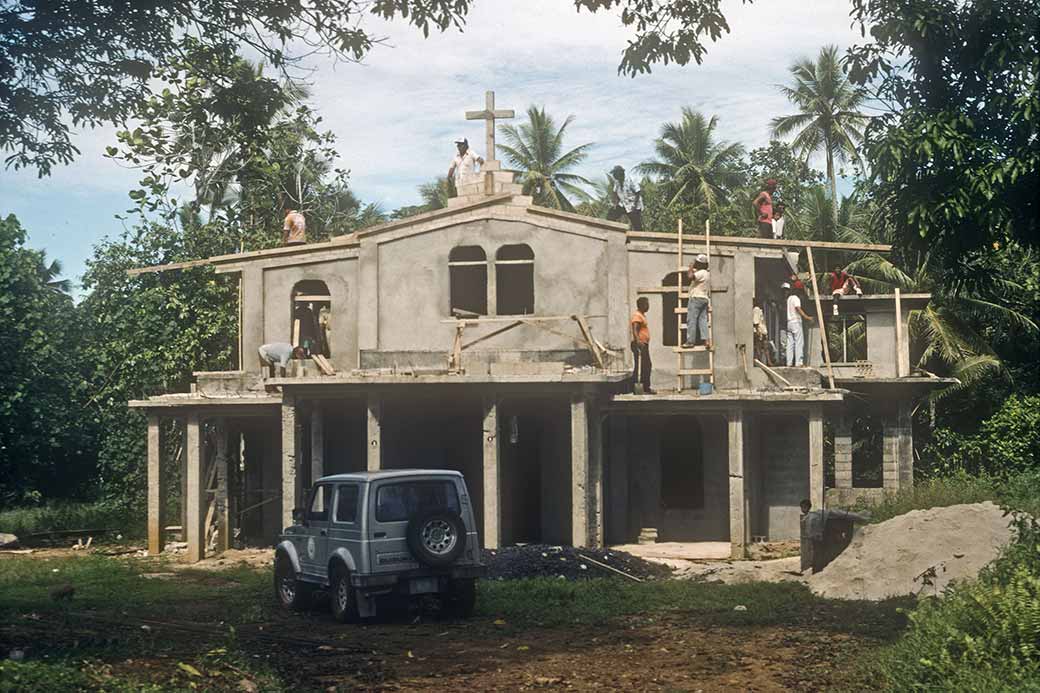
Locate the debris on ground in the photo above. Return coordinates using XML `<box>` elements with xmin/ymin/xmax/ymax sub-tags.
<box><xmin>810</xmin><ymin>501</ymin><xmax>1014</xmax><ymax>601</ymax></box>
<box><xmin>482</xmin><ymin>545</ymin><xmax>673</xmax><ymax>581</ymax></box>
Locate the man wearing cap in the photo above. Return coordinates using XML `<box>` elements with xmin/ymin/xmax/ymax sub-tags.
<box><xmin>608</xmin><ymin>165</ymin><xmax>643</xmax><ymax>231</ymax></box>
<box><xmin>682</xmin><ymin>254</ymin><xmax>711</xmax><ymax>349</ymax></box>
<box><xmin>448</xmin><ymin>137</ymin><xmax>484</xmax><ymax>192</ymax></box>
<box><xmin>784</xmin><ymin>282</ymin><xmax>815</xmax><ymax>366</ymax></box>
<box><xmin>753</xmin><ymin>179</ymin><xmax>778</xmax><ymax>239</ymax></box>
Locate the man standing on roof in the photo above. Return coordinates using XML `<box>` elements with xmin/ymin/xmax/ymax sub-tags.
<box><xmin>282</xmin><ymin>203</ymin><xmax>306</xmax><ymax>246</ymax></box>
<box><xmin>608</xmin><ymin>165</ymin><xmax>644</xmax><ymax>231</ymax></box>
<box><xmin>784</xmin><ymin>282</ymin><xmax>815</xmax><ymax>367</ymax></box>
<box><xmin>448</xmin><ymin>137</ymin><xmax>484</xmax><ymax>192</ymax></box>
<box><xmin>631</xmin><ymin>297</ymin><xmax>655</xmax><ymax>394</ymax></box>
<box><xmin>753</xmin><ymin>179</ymin><xmax>777</xmax><ymax>239</ymax></box>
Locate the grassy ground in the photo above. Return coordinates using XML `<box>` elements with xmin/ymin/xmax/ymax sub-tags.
<box><xmin>0</xmin><ymin>501</ymin><xmax>142</xmax><ymax>540</ymax></box>
<box><xmin>0</xmin><ymin>550</ymin><xmax>909</xmax><ymax>691</ymax></box>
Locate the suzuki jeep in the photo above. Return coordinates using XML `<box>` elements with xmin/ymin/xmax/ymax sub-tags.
<box><xmin>273</xmin><ymin>470</ymin><xmax>485</xmax><ymax>621</ymax></box>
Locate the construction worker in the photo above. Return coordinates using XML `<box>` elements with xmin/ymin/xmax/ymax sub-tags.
<box><xmin>682</xmin><ymin>254</ymin><xmax>711</xmax><ymax>349</ymax></box>
<box><xmin>282</xmin><ymin>204</ymin><xmax>306</xmax><ymax>246</ymax></box>
<box><xmin>829</xmin><ymin>264</ymin><xmax>864</xmax><ymax>315</ymax></box>
<box><xmin>630</xmin><ymin>297</ymin><xmax>655</xmax><ymax>394</ymax></box>
<box><xmin>258</xmin><ymin>343</ymin><xmax>306</xmax><ymax>378</ymax></box>
<box><xmin>753</xmin><ymin>178</ymin><xmax>777</xmax><ymax>238</ymax></box>
<box><xmin>448</xmin><ymin>137</ymin><xmax>484</xmax><ymax>191</ymax></box>
<box><xmin>784</xmin><ymin>282</ymin><xmax>815</xmax><ymax>367</ymax></box>
<box><xmin>608</xmin><ymin>165</ymin><xmax>644</xmax><ymax>231</ymax></box>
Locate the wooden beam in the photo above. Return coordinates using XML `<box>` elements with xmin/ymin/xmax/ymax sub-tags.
<box><xmin>895</xmin><ymin>288</ymin><xmax>905</xmax><ymax>377</ymax></box>
<box><xmin>627</xmin><ymin>230</ymin><xmax>892</xmax><ymax>253</ymax></box>
<box><xmin>127</xmin><ymin>258</ymin><xmax>215</xmax><ymax>276</ymax></box>
<box><xmin>460</xmin><ymin>321</ymin><xmax>524</xmax><ymax>351</ymax></box>
<box><xmin>805</xmin><ymin>247</ymin><xmax>836</xmax><ymax>389</ymax></box>
<box><xmin>755</xmin><ymin>359</ymin><xmax>793</xmax><ymax>387</ymax></box>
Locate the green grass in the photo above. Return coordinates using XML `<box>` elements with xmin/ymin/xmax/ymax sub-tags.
<box><xmin>0</xmin><ymin>501</ymin><xmax>143</xmax><ymax>541</ymax></box>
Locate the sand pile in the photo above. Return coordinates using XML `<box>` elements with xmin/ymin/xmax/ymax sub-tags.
<box><xmin>810</xmin><ymin>501</ymin><xmax>1014</xmax><ymax>601</ymax></box>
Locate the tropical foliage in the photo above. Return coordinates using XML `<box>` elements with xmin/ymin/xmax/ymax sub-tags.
<box><xmin>499</xmin><ymin>106</ymin><xmax>594</xmax><ymax>212</ymax></box>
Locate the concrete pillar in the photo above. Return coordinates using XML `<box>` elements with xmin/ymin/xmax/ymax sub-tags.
<box><xmin>897</xmin><ymin>403</ymin><xmax>914</xmax><ymax>488</ymax></box>
<box><xmin>311</xmin><ymin>402</ymin><xmax>325</xmax><ymax>484</ymax></box>
<box><xmin>214</xmin><ymin>421</ymin><xmax>230</xmax><ymax>554</ymax></box>
<box><xmin>834</xmin><ymin>416</ymin><xmax>853</xmax><ymax>489</ymax></box>
<box><xmin>589</xmin><ymin>402</ymin><xmax>604</xmax><ymax>548</ymax></box>
<box><xmin>482</xmin><ymin>396</ymin><xmax>501</xmax><ymax>549</ymax></box>
<box><xmin>606</xmin><ymin>415</ymin><xmax>629</xmax><ymax>544</ymax></box>
<box><xmin>179</xmin><ymin>419</ymin><xmax>188</xmax><ymax>538</ymax></box>
<box><xmin>570</xmin><ymin>395</ymin><xmax>589</xmax><ymax>547</ymax></box>
<box><xmin>883</xmin><ymin>403</ymin><xmax>914</xmax><ymax>490</ymax></box>
<box><xmin>281</xmin><ymin>397</ymin><xmax>299</xmax><ymax>531</ymax></box>
<box><xmin>147</xmin><ymin>414</ymin><xmax>164</xmax><ymax>555</ymax></box>
<box><xmin>367</xmin><ymin>394</ymin><xmax>382</xmax><ymax>471</ymax></box>
<box><xmin>808</xmin><ymin>406</ymin><xmax>825</xmax><ymax>509</ymax></box>
<box><xmin>728</xmin><ymin>408</ymin><xmax>746</xmax><ymax>559</ymax></box>
<box><xmin>185</xmin><ymin>413</ymin><xmax>205</xmax><ymax>563</ymax></box>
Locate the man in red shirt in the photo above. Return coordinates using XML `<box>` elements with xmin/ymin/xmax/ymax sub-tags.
<box><xmin>830</xmin><ymin>264</ymin><xmax>863</xmax><ymax>314</ymax></box>
<box><xmin>753</xmin><ymin>178</ymin><xmax>777</xmax><ymax>238</ymax></box>
<box><xmin>630</xmin><ymin>297</ymin><xmax>655</xmax><ymax>394</ymax></box>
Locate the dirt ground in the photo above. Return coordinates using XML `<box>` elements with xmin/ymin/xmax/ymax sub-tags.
<box><xmin>1</xmin><ymin>547</ymin><xmax>898</xmax><ymax>691</ymax></box>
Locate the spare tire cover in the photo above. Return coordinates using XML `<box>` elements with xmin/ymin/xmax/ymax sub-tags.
<box><xmin>406</xmin><ymin>509</ymin><xmax>467</xmax><ymax>567</ymax></box>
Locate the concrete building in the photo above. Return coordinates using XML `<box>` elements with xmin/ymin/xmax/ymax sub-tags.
<box><xmin>131</xmin><ymin>157</ymin><xmax>951</xmax><ymax>563</ymax></box>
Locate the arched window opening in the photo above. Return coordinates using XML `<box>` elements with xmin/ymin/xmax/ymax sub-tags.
<box><xmin>660</xmin><ymin>418</ymin><xmax>704</xmax><ymax>509</ymax></box>
<box><xmin>661</xmin><ymin>271</ymin><xmax>689</xmax><ymax>347</ymax></box>
<box><xmin>496</xmin><ymin>244</ymin><xmax>534</xmax><ymax>315</ymax></box>
<box><xmin>449</xmin><ymin>246</ymin><xmax>487</xmax><ymax>316</ymax></box>
<box><xmin>292</xmin><ymin>280</ymin><xmax>331</xmax><ymax>357</ymax></box>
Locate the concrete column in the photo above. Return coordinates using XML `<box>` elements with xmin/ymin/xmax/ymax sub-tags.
<box><xmin>606</xmin><ymin>415</ymin><xmax>629</xmax><ymax>544</ymax></box>
<box><xmin>728</xmin><ymin>408</ymin><xmax>746</xmax><ymax>559</ymax></box>
<box><xmin>883</xmin><ymin>404</ymin><xmax>914</xmax><ymax>490</ymax></box>
<box><xmin>147</xmin><ymin>414</ymin><xmax>164</xmax><ymax>555</ymax></box>
<box><xmin>358</xmin><ymin>243</ymin><xmax>379</xmax><ymax>352</ymax></box>
<box><xmin>482</xmin><ymin>396</ymin><xmax>501</xmax><ymax>549</ymax></box>
<box><xmin>367</xmin><ymin>394</ymin><xmax>382</xmax><ymax>471</ymax></box>
<box><xmin>311</xmin><ymin>402</ymin><xmax>325</xmax><ymax>484</ymax></box>
<box><xmin>179</xmin><ymin>419</ymin><xmax>188</xmax><ymax>538</ymax></box>
<box><xmin>808</xmin><ymin>406</ymin><xmax>825</xmax><ymax>509</ymax></box>
<box><xmin>281</xmin><ymin>397</ymin><xmax>299</xmax><ymax>531</ymax></box>
<box><xmin>589</xmin><ymin>402</ymin><xmax>604</xmax><ymax>548</ymax></box>
<box><xmin>570</xmin><ymin>395</ymin><xmax>590</xmax><ymax>547</ymax></box>
<box><xmin>185</xmin><ymin>413</ymin><xmax>205</xmax><ymax>563</ymax></box>
<box><xmin>834</xmin><ymin>416</ymin><xmax>853</xmax><ymax>489</ymax></box>
<box><xmin>214</xmin><ymin>421</ymin><xmax>230</xmax><ymax>554</ymax></box>
<box><xmin>897</xmin><ymin>403</ymin><xmax>915</xmax><ymax>488</ymax></box>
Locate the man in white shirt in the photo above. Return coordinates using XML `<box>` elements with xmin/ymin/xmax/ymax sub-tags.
<box><xmin>771</xmin><ymin>202</ymin><xmax>786</xmax><ymax>239</ymax></box>
<box><xmin>783</xmin><ymin>282</ymin><xmax>815</xmax><ymax>366</ymax></box>
<box><xmin>608</xmin><ymin>165</ymin><xmax>643</xmax><ymax>231</ymax></box>
<box><xmin>682</xmin><ymin>254</ymin><xmax>711</xmax><ymax>349</ymax></box>
<box><xmin>447</xmin><ymin>137</ymin><xmax>484</xmax><ymax>192</ymax></box>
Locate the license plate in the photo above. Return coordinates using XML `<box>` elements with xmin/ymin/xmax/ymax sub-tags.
<box><xmin>409</xmin><ymin>577</ymin><xmax>438</xmax><ymax>594</ymax></box>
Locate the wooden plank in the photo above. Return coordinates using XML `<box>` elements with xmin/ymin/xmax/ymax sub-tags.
<box><xmin>894</xmin><ymin>288</ymin><xmax>905</xmax><ymax>377</ymax></box>
<box><xmin>678</xmin><ymin>368</ymin><xmax>714</xmax><ymax>376</ymax></box>
<box><xmin>805</xmin><ymin>247</ymin><xmax>836</xmax><ymax>389</ymax></box>
<box><xmin>126</xmin><ymin>258</ymin><xmax>215</xmax><ymax>276</ymax></box>
<box><xmin>293</xmin><ymin>294</ymin><xmax>332</xmax><ymax>302</ymax></box>
<box><xmin>460</xmin><ymin>321</ymin><xmax>524</xmax><ymax>351</ymax></box>
<box><xmin>440</xmin><ymin>314</ymin><xmax>606</xmax><ymax>324</ymax></box>
<box><xmin>627</xmin><ymin>231</ymin><xmax>892</xmax><ymax>253</ymax></box>
<box><xmin>573</xmin><ymin>315</ymin><xmax>606</xmax><ymax>369</ymax></box>
<box><xmin>311</xmin><ymin>355</ymin><xmax>335</xmax><ymax>376</ymax></box>
<box><xmin>755</xmin><ymin>359</ymin><xmax>793</xmax><ymax>387</ymax></box>
<box><xmin>672</xmin><ymin>345</ymin><xmax>710</xmax><ymax>352</ymax></box>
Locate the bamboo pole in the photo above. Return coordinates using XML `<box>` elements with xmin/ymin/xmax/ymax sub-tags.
<box><xmin>805</xmin><ymin>247</ymin><xmax>835</xmax><ymax>389</ymax></box>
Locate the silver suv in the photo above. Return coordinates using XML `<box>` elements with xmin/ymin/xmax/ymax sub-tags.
<box><xmin>273</xmin><ymin>470</ymin><xmax>485</xmax><ymax>622</ymax></box>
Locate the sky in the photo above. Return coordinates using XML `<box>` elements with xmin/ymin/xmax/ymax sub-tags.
<box><xmin>0</xmin><ymin>0</ymin><xmax>864</xmax><ymax>294</ymax></box>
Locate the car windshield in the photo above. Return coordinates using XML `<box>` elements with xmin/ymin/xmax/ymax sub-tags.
<box><xmin>375</xmin><ymin>480</ymin><xmax>460</xmax><ymax>523</ymax></box>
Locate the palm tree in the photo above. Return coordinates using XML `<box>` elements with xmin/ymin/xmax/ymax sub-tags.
<box><xmin>36</xmin><ymin>253</ymin><xmax>72</xmax><ymax>295</ymax></box>
<box><xmin>771</xmin><ymin>45</ymin><xmax>870</xmax><ymax>225</ymax></box>
<box><xmin>418</xmin><ymin>177</ymin><xmax>453</xmax><ymax>211</ymax></box>
<box><xmin>498</xmin><ymin>106</ymin><xmax>593</xmax><ymax>211</ymax></box>
<box><xmin>637</xmin><ymin>108</ymin><xmax>745</xmax><ymax>215</ymax></box>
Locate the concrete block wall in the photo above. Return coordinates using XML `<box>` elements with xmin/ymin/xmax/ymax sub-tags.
<box><xmin>882</xmin><ymin>403</ymin><xmax>914</xmax><ymax>490</ymax></box>
<box><xmin>759</xmin><ymin>415</ymin><xmax>810</xmax><ymax>540</ymax></box>
<box><xmin>833</xmin><ymin>418</ymin><xmax>853</xmax><ymax>489</ymax></box>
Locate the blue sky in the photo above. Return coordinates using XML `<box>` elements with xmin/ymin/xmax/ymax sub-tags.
<box><xmin>0</xmin><ymin>0</ymin><xmax>862</xmax><ymax>294</ymax></box>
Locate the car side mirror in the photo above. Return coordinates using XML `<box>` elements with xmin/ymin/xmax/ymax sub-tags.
<box><xmin>292</xmin><ymin>508</ymin><xmax>307</xmax><ymax>526</ymax></box>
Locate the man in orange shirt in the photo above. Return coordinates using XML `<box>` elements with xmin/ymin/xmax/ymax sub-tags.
<box><xmin>282</xmin><ymin>204</ymin><xmax>306</xmax><ymax>245</ymax></box>
<box><xmin>630</xmin><ymin>297</ymin><xmax>655</xmax><ymax>394</ymax></box>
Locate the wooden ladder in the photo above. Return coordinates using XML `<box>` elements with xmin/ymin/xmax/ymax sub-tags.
<box><xmin>674</xmin><ymin>218</ymin><xmax>715</xmax><ymax>391</ymax></box>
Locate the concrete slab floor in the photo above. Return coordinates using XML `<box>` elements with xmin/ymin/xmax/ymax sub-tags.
<box><xmin>613</xmin><ymin>541</ymin><xmax>733</xmax><ymax>561</ymax></box>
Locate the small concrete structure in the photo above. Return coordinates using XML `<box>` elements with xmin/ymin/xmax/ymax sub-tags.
<box><xmin>130</xmin><ymin>117</ymin><xmax>951</xmax><ymax>562</ymax></box>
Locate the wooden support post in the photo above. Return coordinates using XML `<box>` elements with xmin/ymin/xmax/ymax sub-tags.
<box><xmin>311</xmin><ymin>402</ymin><xmax>325</xmax><ymax>485</ymax></box>
<box><xmin>728</xmin><ymin>408</ymin><xmax>747</xmax><ymax>559</ymax></box>
<box><xmin>894</xmin><ymin>288</ymin><xmax>905</xmax><ymax>377</ymax></box>
<box><xmin>367</xmin><ymin>394</ymin><xmax>382</xmax><ymax>471</ymax></box>
<box><xmin>147</xmin><ymin>414</ymin><xmax>164</xmax><ymax>555</ymax></box>
<box><xmin>185</xmin><ymin>413</ymin><xmax>205</xmax><ymax>563</ymax></box>
<box><xmin>570</xmin><ymin>395</ymin><xmax>590</xmax><ymax>547</ymax></box>
<box><xmin>179</xmin><ymin>419</ymin><xmax>188</xmax><ymax>538</ymax></box>
<box><xmin>214</xmin><ymin>421</ymin><xmax>230</xmax><ymax>553</ymax></box>
<box><xmin>281</xmin><ymin>398</ymin><xmax>298</xmax><ymax>532</ymax></box>
<box><xmin>809</xmin><ymin>406</ymin><xmax>825</xmax><ymax>510</ymax></box>
<box><xmin>805</xmin><ymin>247</ymin><xmax>835</xmax><ymax>388</ymax></box>
<box><xmin>482</xmin><ymin>396</ymin><xmax>501</xmax><ymax>549</ymax></box>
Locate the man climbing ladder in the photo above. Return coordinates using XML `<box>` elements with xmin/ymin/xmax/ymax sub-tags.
<box><xmin>674</xmin><ymin>219</ymin><xmax>715</xmax><ymax>392</ymax></box>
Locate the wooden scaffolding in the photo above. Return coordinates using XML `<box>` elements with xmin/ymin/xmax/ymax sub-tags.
<box><xmin>673</xmin><ymin>219</ymin><xmax>715</xmax><ymax>392</ymax></box>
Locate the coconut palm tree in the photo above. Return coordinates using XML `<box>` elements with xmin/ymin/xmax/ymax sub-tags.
<box><xmin>36</xmin><ymin>253</ymin><xmax>72</xmax><ymax>295</ymax></box>
<box><xmin>498</xmin><ymin>106</ymin><xmax>594</xmax><ymax>212</ymax></box>
<box><xmin>637</xmin><ymin>108</ymin><xmax>745</xmax><ymax>215</ymax></box>
<box><xmin>771</xmin><ymin>45</ymin><xmax>870</xmax><ymax>225</ymax></box>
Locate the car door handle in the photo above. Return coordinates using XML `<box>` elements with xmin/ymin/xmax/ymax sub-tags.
<box><xmin>373</xmin><ymin>531</ymin><xmax>386</xmax><ymax>538</ymax></box>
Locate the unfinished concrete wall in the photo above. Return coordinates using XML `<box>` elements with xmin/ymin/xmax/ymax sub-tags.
<box><xmin>657</xmin><ymin>415</ymin><xmax>730</xmax><ymax>541</ymax></box>
<box><xmin>538</xmin><ymin>400</ymin><xmax>572</xmax><ymax>545</ymax></box>
<box><xmin>239</xmin><ymin>417</ymin><xmax>283</xmax><ymax>546</ymax></box>
<box><xmin>321</xmin><ymin>398</ymin><xmax>368</xmax><ymax>475</ymax></box>
<box><xmin>760</xmin><ymin>414</ymin><xmax>810</xmax><ymax>540</ymax></box>
<box><xmin>626</xmin><ymin>417</ymin><xmax>661</xmax><ymax>537</ymax></box>
<box><xmin>373</xmin><ymin>219</ymin><xmax>612</xmax><ymax>354</ymax></box>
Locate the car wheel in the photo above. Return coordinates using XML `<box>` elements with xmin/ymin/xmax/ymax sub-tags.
<box><xmin>444</xmin><ymin>578</ymin><xmax>476</xmax><ymax>618</ymax></box>
<box><xmin>406</xmin><ymin>509</ymin><xmax>467</xmax><ymax>568</ymax></box>
<box><xmin>330</xmin><ymin>568</ymin><xmax>360</xmax><ymax>623</ymax></box>
<box><xmin>274</xmin><ymin>555</ymin><xmax>312</xmax><ymax>611</ymax></box>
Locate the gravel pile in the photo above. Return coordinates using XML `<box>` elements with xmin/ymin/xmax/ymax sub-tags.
<box><xmin>482</xmin><ymin>544</ymin><xmax>673</xmax><ymax>581</ymax></box>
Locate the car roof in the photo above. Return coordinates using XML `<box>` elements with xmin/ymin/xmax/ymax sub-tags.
<box><xmin>316</xmin><ymin>469</ymin><xmax>464</xmax><ymax>484</ymax></box>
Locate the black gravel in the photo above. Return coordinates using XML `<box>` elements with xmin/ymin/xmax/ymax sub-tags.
<box><xmin>481</xmin><ymin>544</ymin><xmax>673</xmax><ymax>581</ymax></box>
